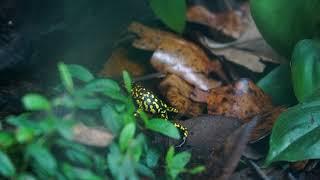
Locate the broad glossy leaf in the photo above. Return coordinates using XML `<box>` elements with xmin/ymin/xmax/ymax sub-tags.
<box><xmin>67</xmin><ymin>64</ymin><xmax>94</xmax><ymax>82</ymax></box>
<box><xmin>119</xmin><ymin>123</ymin><xmax>136</xmax><ymax>151</ymax></box>
<box><xmin>291</xmin><ymin>39</ymin><xmax>320</xmax><ymax>102</ymax></box>
<box><xmin>23</xmin><ymin>94</ymin><xmax>51</xmax><ymax>111</ymax></box>
<box><xmin>150</xmin><ymin>0</ymin><xmax>186</xmax><ymax>33</ymax></box>
<box><xmin>58</xmin><ymin>62</ymin><xmax>74</xmax><ymax>93</ymax></box>
<box><xmin>146</xmin><ymin>119</ymin><xmax>180</xmax><ymax>139</ymax></box>
<box><xmin>0</xmin><ymin>150</ymin><xmax>15</xmax><ymax>177</ymax></box>
<box><xmin>265</xmin><ymin>100</ymin><xmax>320</xmax><ymax>166</ymax></box>
<box><xmin>250</xmin><ymin>0</ymin><xmax>320</xmax><ymax>58</ymax></box>
<box><xmin>258</xmin><ymin>65</ymin><xmax>296</xmax><ymax>105</ymax></box>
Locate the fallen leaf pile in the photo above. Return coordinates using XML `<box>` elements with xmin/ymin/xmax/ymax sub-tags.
<box><xmin>98</xmin><ymin>1</ymin><xmax>307</xmax><ymax>179</ymax></box>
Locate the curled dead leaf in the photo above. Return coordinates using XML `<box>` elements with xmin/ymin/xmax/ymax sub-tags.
<box><xmin>72</xmin><ymin>123</ymin><xmax>113</xmax><ymax>147</ymax></box>
<box><xmin>128</xmin><ymin>22</ymin><xmax>226</xmax><ymax>91</ymax></box>
<box><xmin>187</xmin><ymin>3</ymin><xmax>249</xmax><ymax>39</ymax></box>
<box><xmin>206</xmin><ymin>115</ymin><xmax>262</xmax><ymax>180</ymax></box>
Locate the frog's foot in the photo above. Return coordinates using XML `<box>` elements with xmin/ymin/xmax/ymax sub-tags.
<box><xmin>175</xmin><ymin>136</ymin><xmax>187</xmax><ymax>148</ymax></box>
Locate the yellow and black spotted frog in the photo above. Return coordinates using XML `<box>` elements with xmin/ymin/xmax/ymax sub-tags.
<box><xmin>131</xmin><ymin>84</ymin><xmax>188</xmax><ymax>146</ymax></box>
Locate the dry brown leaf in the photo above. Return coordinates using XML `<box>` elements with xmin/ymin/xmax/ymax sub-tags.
<box><xmin>250</xmin><ymin>107</ymin><xmax>286</xmax><ymax>143</ymax></box>
<box><xmin>203</xmin><ymin>79</ymin><xmax>273</xmax><ymax>121</ymax></box>
<box><xmin>187</xmin><ymin>4</ymin><xmax>249</xmax><ymax>39</ymax></box>
<box><xmin>174</xmin><ymin>115</ymin><xmax>242</xmax><ymax>163</ymax></box>
<box><xmin>199</xmin><ymin>13</ymin><xmax>283</xmax><ymax>73</ymax></box>
<box><xmin>206</xmin><ymin>116</ymin><xmax>262</xmax><ymax>180</ymax></box>
<box><xmin>72</xmin><ymin>123</ymin><xmax>113</xmax><ymax>147</ymax></box>
<box><xmin>159</xmin><ymin>74</ymin><xmax>204</xmax><ymax>116</ymax></box>
<box><xmin>99</xmin><ymin>48</ymin><xmax>146</xmax><ymax>77</ymax></box>
<box><xmin>128</xmin><ymin>22</ymin><xmax>225</xmax><ymax>91</ymax></box>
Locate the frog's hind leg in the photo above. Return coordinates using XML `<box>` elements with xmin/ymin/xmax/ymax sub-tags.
<box><xmin>173</xmin><ymin>122</ymin><xmax>188</xmax><ymax>147</ymax></box>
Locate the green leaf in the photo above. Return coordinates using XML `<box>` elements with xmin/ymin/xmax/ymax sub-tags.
<box><xmin>65</xmin><ymin>149</ymin><xmax>93</xmax><ymax>167</ymax></box>
<box><xmin>17</xmin><ymin>173</ymin><xmax>37</xmax><ymax>180</ymax></box>
<box><xmin>136</xmin><ymin>163</ymin><xmax>155</xmax><ymax>179</ymax></box>
<box><xmin>150</xmin><ymin>0</ymin><xmax>186</xmax><ymax>33</ymax></box>
<box><xmin>101</xmin><ymin>105</ymin><xmax>123</xmax><ymax>134</ymax></box>
<box><xmin>145</xmin><ymin>148</ymin><xmax>160</xmax><ymax>168</ymax></box>
<box><xmin>75</xmin><ymin>97</ymin><xmax>103</xmax><ymax>110</ymax></box>
<box><xmin>265</xmin><ymin>100</ymin><xmax>320</xmax><ymax>166</ymax></box>
<box><xmin>122</xmin><ymin>71</ymin><xmax>132</xmax><ymax>93</ymax></box>
<box><xmin>189</xmin><ymin>166</ymin><xmax>206</xmax><ymax>174</ymax></box>
<box><xmin>0</xmin><ymin>150</ymin><xmax>15</xmax><ymax>177</ymax></box>
<box><xmin>166</xmin><ymin>151</ymin><xmax>191</xmax><ymax>179</ymax></box>
<box><xmin>165</xmin><ymin>146</ymin><xmax>175</xmax><ymax>165</ymax></box>
<box><xmin>146</xmin><ymin>119</ymin><xmax>180</xmax><ymax>139</ymax></box>
<box><xmin>58</xmin><ymin>62</ymin><xmax>74</xmax><ymax>93</ymax></box>
<box><xmin>119</xmin><ymin>123</ymin><xmax>136</xmax><ymax>151</ymax></box>
<box><xmin>26</xmin><ymin>143</ymin><xmax>57</xmax><ymax>176</ymax></box>
<box><xmin>258</xmin><ymin>65</ymin><xmax>296</xmax><ymax>105</ymax></box>
<box><xmin>250</xmin><ymin>0</ymin><xmax>320</xmax><ymax>57</ymax></box>
<box><xmin>84</xmin><ymin>79</ymin><xmax>120</xmax><ymax>94</ymax></box>
<box><xmin>62</xmin><ymin>163</ymin><xmax>102</xmax><ymax>180</ymax></box>
<box><xmin>291</xmin><ymin>39</ymin><xmax>320</xmax><ymax>102</ymax></box>
<box><xmin>16</xmin><ymin>128</ymin><xmax>35</xmax><ymax>143</ymax></box>
<box><xmin>0</xmin><ymin>132</ymin><xmax>15</xmax><ymax>148</ymax></box>
<box><xmin>67</xmin><ymin>64</ymin><xmax>94</xmax><ymax>82</ymax></box>
<box><xmin>22</xmin><ymin>94</ymin><xmax>51</xmax><ymax>111</ymax></box>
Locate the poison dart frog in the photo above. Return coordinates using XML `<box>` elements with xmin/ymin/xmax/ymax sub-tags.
<box><xmin>131</xmin><ymin>84</ymin><xmax>188</xmax><ymax>146</ymax></box>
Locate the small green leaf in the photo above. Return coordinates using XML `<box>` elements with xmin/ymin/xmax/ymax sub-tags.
<box><xmin>23</xmin><ymin>94</ymin><xmax>51</xmax><ymax>111</ymax></box>
<box><xmin>0</xmin><ymin>150</ymin><xmax>15</xmax><ymax>177</ymax></box>
<box><xmin>58</xmin><ymin>62</ymin><xmax>74</xmax><ymax>93</ymax></box>
<box><xmin>172</xmin><ymin>152</ymin><xmax>191</xmax><ymax>169</ymax></box>
<box><xmin>67</xmin><ymin>64</ymin><xmax>94</xmax><ymax>82</ymax></box>
<box><xmin>136</xmin><ymin>163</ymin><xmax>155</xmax><ymax>179</ymax></box>
<box><xmin>166</xmin><ymin>151</ymin><xmax>191</xmax><ymax>179</ymax></box>
<box><xmin>75</xmin><ymin>97</ymin><xmax>103</xmax><ymax>110</ymax></box>
<box><xmin>122</xmin><ymin>71</ymin><xmax>132</xmax><ymax>93</ymax></box>
<box><xmin>119</xmin><ymin>123</ymin><xmax>136</xmax><ymax>151</ymax></box>
<box><xmin>0</xmin><ymin>132</ymin><xmax>15</xmax><ymax>148</ymax></box>
<box><xmin>101</xmin><ymin>105</ymin><xmax>123</xmax><ymax>134</ymax></box>
<box><xmin>62</xmin><ymin>163</ymin><xmax>102</xmax><ymax>180</ymax></box>
<box><xmin>189</xmin><ymin>166</ymin><xmax>206</xmax><ymax>174</ymax></box>
<box><xmin>17</xmin><ymin>173</ymin><xmax>36</xmax><ymax>180</ymax></box>
<box><xmin>258</xmin><ymin>65</ymin><xmax>296</xmax><ymax>105</ymax></box>
<box><xmin>65</xmin><ymin>149</ymin><xmax>92</xmax><ymax>167</ymax></box>
<box><xmin>145</xmin><ymin>148</ymin><xmax>160</xmax><ymax>168</ymax></box>
<box><xmin>84</xmin><ymin>79</ymin><xmax>120</xmax><ymax>94</ymax></box>
<box><xmin>165</xmin><ymin>146</ymin><xmax>175</xmax><ymax>165</ymax></box>
<box><xmin>16</xmin><ymin>128</ymin><xmax>35</xmax><ymax>143</ymax></box>
<box><xmin>26</xmin><ymin>143</ymin><xmax>57</xmax><ymax>176</ymax></box>
<box><xmin>265</xmin><ymin>100</ymin><xmax>320</xmax><ymax>166</ymax></box>
<box><xmin>147</xmin><ymin>119</ymin><xmax>180</xmax><ymax>139</ymax></box>
<box><xmin>291</xmin><ymin>39</ymin><xmax>320</xmax><ymax>102</ymax></box>
<box><xmin>150</xmin><ymin>0</ymin><xmax>186</xmax><ymax>33</ymax></box>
